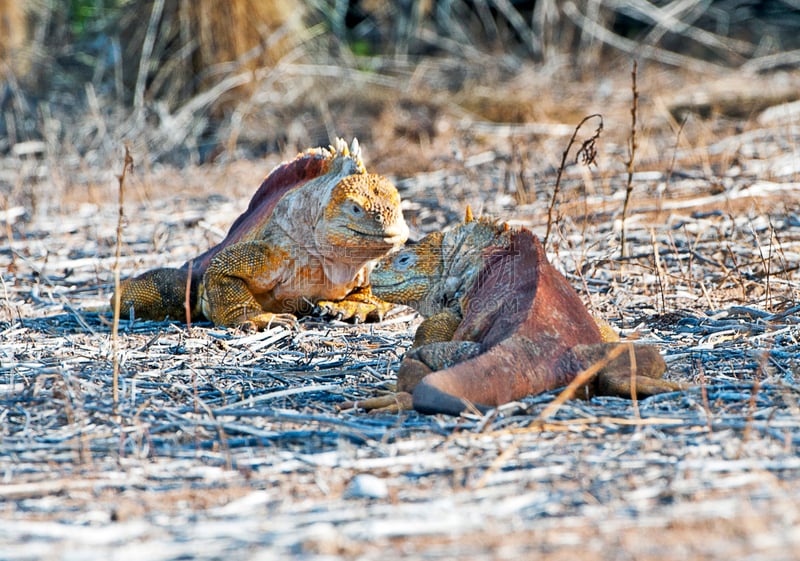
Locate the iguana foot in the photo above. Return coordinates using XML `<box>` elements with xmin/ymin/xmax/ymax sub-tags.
<box><xmin>237</xmin><ymin>312</ymin><xmax>299</xmax><ymax>331</ymax></box>
<box><xmin>315</xmin><ymin>298</ymin><xmax>389</xmax><ymax>323</ymax></box>
<box><xmin>397</xmin><ymin>341</ymin><xmax>484</xmax><ymax>391</ymax></box>
<box><xmin>570</xmin><ymin>342</ymin><xmax>682</xmax><ymax>398</ymax></box>
<box><xmin>597</xmin><ymin>372</ymin><xmax>686</xmax><ymax>397</ymax></box>
<box><xmin>412</xmin><ymin>311</ymin><xmax>462</xmax><ymax>346</ymax></box>
<box><xmin>339</xmin><ymin>391</ymin><xmax>413</xmax><ymax>413</ymax></box>
<box><xmin>315</xmin><ymin>286</ymin><xmax>395</xmax><ymax>323</ymax></box>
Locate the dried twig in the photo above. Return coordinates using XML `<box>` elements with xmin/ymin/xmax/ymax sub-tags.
<box><xmin>543</xmin><ymin>113</ymin><xmax>602</xmax><ymax>250</ymax></box>
<box><xmin>620</xmin><ymin>60</ymin><xmax>639</xmax><ymax>258</ymax></box>
<box><xmin>185</xmin><ymin>260</ymin><xmax>193</xmax><ymax>328</ymax></box>
<box><xmin>111</xmin><ymin>146</ymin><xmax>134</xmax><ymax>414</ymax></box>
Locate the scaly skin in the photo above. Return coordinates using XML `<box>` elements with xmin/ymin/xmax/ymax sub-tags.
<box><xmin>114</xmin><ymin>139</ymin><xmax>409</xmax><ymax>329</ymax></box>
<box><xmin>352</xmin><ymin>212</ymin><xmax>684</xmax><ymax>415</ymax></box>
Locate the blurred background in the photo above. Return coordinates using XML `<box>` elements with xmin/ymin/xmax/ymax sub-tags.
<box><xmin>1</xmin><ymin>0</ymin><xmax>799</xmax><ymax>207</ymax></box>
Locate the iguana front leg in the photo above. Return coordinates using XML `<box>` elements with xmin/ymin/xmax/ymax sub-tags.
<box><xmin>315</xmin><ymin>285</ymin><xmax>394</xmax><ymax>323</ymax></box>
<box><xmin>345</xmin><ymin>337</ymin><xmax>483</xmax><ymax>413</ymax></box>
<box><xmin>340</xmin><ymin>310</ymin><xmax>465</xmax><ymax>412</ymax></box>
<box><xmin>201</xmin><ymin>241</ymin><xmax>297</xmax><ymax>330</ymax></box>
<box><xmin>411</xmin><ymin>310</ymin><xmax>462</xmax><ymax>347</ymax></box>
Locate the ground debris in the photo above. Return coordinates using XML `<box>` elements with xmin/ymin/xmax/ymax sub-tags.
<box><xmin>3</xmin><ymin>96</ymin><xmax>800</xmax><ymax>560</ymax></box>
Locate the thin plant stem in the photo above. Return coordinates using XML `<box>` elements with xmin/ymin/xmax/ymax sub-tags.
<box><xmin>112</xmin><ymin>146</ymin><xmax>134</xmax><ymax>416</ymax></box>
<box><xmin>544</xmin><ymin>113</ymin><xmax>603</xmax><ymax>250</ymax></box>
<box><xmin>620</xmin><ymin>60</ymin><xmax>639</xmax><ymax>258</ymax></box>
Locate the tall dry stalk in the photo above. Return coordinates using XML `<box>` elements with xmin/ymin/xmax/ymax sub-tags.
<box><xmin>627</xmin><ymin>342</ymin><xmax>639</xmax><ymax>420</ymax></box>
<box><xmin>650</xmin><ymin>230</ymin><xmax>666</xmax><ymax>316</ymax></box>
<box><xmin>620</xmin><ymin>60</ymin><xmax>639</xmax><ymax>258</ymax></box>
<box><xmin>751</xmin><ymin>222</ymin><xmax>774</xmax><ymax>312</ymax></box>
<box><xmin>543</xmin><ymin>113</ymin><xmax>603</xmax><ymax>250</ymax></box>
<box><xmin>111</xmin><ymin>146</ymin><xmax>134</xmax><ymax>415</ymax></box>
<box><xmin>185</xmin><ymin>260</ymin><xmax>193</xmax><ymax>329</ymax></box>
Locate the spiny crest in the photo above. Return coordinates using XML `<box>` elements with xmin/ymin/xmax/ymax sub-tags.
<box><xmin>293</xmin><ymin>137</ymin><xmax>365</xmax><ymax>178</ymax></box>
<box><xmin>411</xmin><ymin>231</ymin><xmax>447</xmax><ymax>273</ymax></box>
<box><xmin>331</xmin><ymin>137</ymin><xmax>366</xmax><ymax>174</ymax></box>
<box><xmin>461</xmin><ymin>206</ymin><xmax>509</xmax><ymax>237</ymax></box>
<box><xmin>445</xmin><ymin>212</ymin><xmax>506</xmax><ymax>247</ymax></box>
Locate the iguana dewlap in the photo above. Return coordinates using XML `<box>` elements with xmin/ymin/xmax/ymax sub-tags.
<box><xmin>362</xmin><ymin>213</ymin><xmax>682</xmax><ymax>415</ymax></box>
<box><xmin>114</xmin><ymin>139</ymin><xmax>409</xmax><ymax>329</ymax></box>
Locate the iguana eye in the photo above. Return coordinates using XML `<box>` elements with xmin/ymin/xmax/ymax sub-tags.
<box><xmin>349</xmin><ymin>202</ymin><xmax>364</xmax><ymax>216</ymax></box>
<box><xmin>394</xmin><ymin>252</ymin><xmax>415</xmax><ymax>271</ymax></box>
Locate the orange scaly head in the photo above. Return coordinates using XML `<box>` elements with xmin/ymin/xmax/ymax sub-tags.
<box><xmin>370</xmin><ymin>232</ymin><xmax>445</xmax><ymax>317</ymax></box>
<box><xmin>371</xmin><ymin>216</ymin><xmax>507</xmax><ymax>319</ymax></box>
<box><xmin>317</xmin><ymin>173</ymin><xmax>409</xmax><ymax>263</ymax></box>
<box><xmin>182</xmin><ymin>138</ymin><xmax>366</xmax><ymax>273</ymax></box>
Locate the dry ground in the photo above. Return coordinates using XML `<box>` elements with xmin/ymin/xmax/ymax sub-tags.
<box><xmin>2</xmin><ymin>67</ymin><xmax>800</xmax><ymax>560</ymax></box>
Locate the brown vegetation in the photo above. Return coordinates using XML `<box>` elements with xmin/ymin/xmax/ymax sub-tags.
<box><xmin>0</xmin><ymin>0</ymin><xmax>26</xmax><ymax>73</ymax></box>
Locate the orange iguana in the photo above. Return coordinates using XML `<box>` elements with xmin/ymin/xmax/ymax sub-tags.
<box><xmin>354</xmin><ymin>211</ymin><xmax>683</xmax><ymax>415</ymax></box>
<box><xmin>114</xmin><ymin>139</ymin><xmax>409</xmax><ymax>329</ymax></box>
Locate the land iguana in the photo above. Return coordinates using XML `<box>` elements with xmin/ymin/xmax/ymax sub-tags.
<box><xmin>353</xmin><ymin>210</ymin><xmax>683</xmax><ymax>415</ymax></box>
<box><xmin>114</xmin><ymin>139</ymin><xmax>409</xmax><ymax>329</ymax></box>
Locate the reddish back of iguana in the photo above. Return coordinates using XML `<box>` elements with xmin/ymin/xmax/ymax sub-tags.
<box><xmin>187</xmin><ymin>153</ymin><xmax>333</xmax><ymax>275</ymax></box>
<box><xmin>415</xmin><ymin>229</ymin><xmax>604</xmax><ymax>408</ymax></box>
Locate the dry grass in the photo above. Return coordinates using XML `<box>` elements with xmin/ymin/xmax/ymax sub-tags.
<box><xmin>3</xmin><ymin>3</ymin><xmax>800</xmax><ymax>559</ymax></box>
<box><xmin>3</xmin><ymin>63</ymin><xmax>800</xmax><ymax>558</ymax></box>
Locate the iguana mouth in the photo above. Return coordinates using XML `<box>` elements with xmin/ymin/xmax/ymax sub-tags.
<box><xmin>347</xmin><ymin>226</ymin><xmax>404</xmax><ymax>241</ymax></box>
<box><xmin>371</xmin><ymin>276</ymin><xmax>422</xmax><ymax>289</ymax></box>
<box><xmin>372</xmin><ymin>280</ymin><xmax>403</xmax><ymax>288</ymax></box>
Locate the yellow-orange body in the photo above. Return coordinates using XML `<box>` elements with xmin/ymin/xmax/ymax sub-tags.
<box><xmin>115</xmin><ymin>139</ymin><xmax>409</xmax><ymax>329</ymax></box>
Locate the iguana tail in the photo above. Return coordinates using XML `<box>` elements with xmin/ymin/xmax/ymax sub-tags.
<box><xmin>113</xmin><ymin>266</ymin><xmax>203</xmax><ymax>322</ymax></box>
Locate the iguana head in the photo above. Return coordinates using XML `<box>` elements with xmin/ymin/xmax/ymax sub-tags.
<box><xmin>267</xmin><ymin>139</ymin><xmax>408</xmax><ymax>279</ymax></box>
<box><xmin>370</xmin><ymin>231</ymin><xmax>446</xmax><ymax>317</ymax></box>
<box><xmin>371</xmin><ymin>211</ymin><xmax>505</xmax><ymax>318</ymax></box>
<box><xmin>318</xmin><ymin>173</ymin><xmax>409</xmax><ymax>261</ymax></box>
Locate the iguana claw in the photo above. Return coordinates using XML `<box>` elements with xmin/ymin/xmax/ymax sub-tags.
<box><xmin>315</xmin><ymin>285</ymin><xmax>394</xmax><ymax>323</ymax></box>
<box><xmin>339</xmin><ymin>392</ymin><xmax>413</xmax><ymax>413</ymax></box>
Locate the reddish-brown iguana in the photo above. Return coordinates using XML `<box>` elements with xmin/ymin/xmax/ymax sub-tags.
<box><xmin>114</xmin><ymin>139</ymin><xmax>409</xmax><ymax>329</ymax></box>
<box><xmin>353</xmin><ymin>210</ymin><xmax>683</xmax><ymax>415</ymax></box>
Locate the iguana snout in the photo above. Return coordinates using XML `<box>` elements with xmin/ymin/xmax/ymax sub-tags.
<box><xmin>370</xmin><ymin>232</ymin><xmax>445</xmax><ymax>315</ymax></box>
